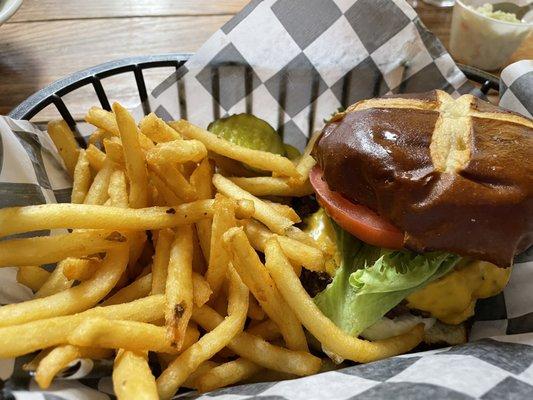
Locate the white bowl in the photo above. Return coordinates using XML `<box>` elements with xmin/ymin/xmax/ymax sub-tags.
<box><xmin>0</xmin><ymin>0</ymin><xmax>23</xmax><ymax>25</ymax></box>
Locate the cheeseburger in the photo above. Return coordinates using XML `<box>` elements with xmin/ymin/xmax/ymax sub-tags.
<box><xmin>306</xmin><ymin>90</ymin><xmax>532</xmax><ymax>345</ymax></box>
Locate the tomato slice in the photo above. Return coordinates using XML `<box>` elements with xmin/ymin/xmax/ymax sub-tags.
<box><xmin>309</xmin><ymin>166</ymin><xmax>404</xmax><ymax>249</ymax></box>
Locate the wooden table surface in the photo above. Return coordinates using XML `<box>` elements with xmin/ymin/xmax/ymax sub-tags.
<box><xmin>1</xmin><ymin>0</ymin><xmax>531</xmax><ymax>121</ymax></box>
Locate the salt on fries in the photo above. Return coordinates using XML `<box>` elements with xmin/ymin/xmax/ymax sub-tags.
<box><xmin>0</xmin><ymin>103</ymin><xmax>424</xmax><ymax>399</ymax></box>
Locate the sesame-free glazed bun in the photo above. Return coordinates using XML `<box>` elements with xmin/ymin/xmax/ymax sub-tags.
<box><xmin>313</xmin><ymin>90</ymin><xmax>533</xmax><ymax>267</ymax></box>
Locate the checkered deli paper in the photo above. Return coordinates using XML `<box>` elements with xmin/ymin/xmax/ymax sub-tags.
<box><xmin>1</xmin><ymin>0</ymin><xmax>533</xmax><ymax>399</ymax></box>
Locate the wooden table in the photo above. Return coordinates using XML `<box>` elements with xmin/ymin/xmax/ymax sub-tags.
<box><xmin>0</xmin><ymin>0</ymin><xmax>530</xmax><ymax>121</ymax></box>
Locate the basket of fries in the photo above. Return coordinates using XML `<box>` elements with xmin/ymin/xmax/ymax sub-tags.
<box><xmin>1</xmin><ymin>1</ymin><xmax>532</xmax><ymax>400</ymax></box>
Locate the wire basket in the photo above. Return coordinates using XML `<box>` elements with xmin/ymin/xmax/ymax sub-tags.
<box><xmin>8</xmin><ymin>53</ymin><xmax>500</xmax><ymax>127</ymax></box>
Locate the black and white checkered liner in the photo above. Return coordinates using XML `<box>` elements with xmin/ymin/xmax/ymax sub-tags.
<box><xmin>499</xmin><ymin>60</ymin><xmax>533</xmax><ymax>118</ymax></box>
<box><xmin>1</xmin><ymin>0</ymin><xmax>532</xmax><ymax>399</ymax></box>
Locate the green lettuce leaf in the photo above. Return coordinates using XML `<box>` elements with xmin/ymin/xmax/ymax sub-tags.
<box><xmin>313</xmin><ymin>214</ymin><xmax>460</xmax><ymax>336</ymax></box>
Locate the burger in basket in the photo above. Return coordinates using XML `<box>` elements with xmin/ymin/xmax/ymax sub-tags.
<box><xmin>307</xmin><ymin>89</ymin><xmax>532</xmax><ymax>347</ymax></box>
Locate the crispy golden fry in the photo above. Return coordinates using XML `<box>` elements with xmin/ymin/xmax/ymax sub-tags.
<box><xmin>88</xmin><ymin>128</ymin><xmax>113</xmax><ymax>146</ymax></box>
<box><xmin>247</xmin><ymin>294</ymin><xmax>266</xmax><ymax>321</ymax></box>
<box><xmin>113</xmin><ymin>350</ymin><xmax>158</xmax><ymax>400</ymax></box>
<box><xmin>102</xmin><ymin>273</ymin><xmax>152</xmax><ymax>306</ymax></box>
<box><xmin>190</xmin><ymin>159</ymin><xmax>214</xmax><ymax>261</ymax></box>
<box><xmin>192</xmin><ymin>272</ymin><xmax>212</xmax><ymax>308</ymax></box>
<box><xmin>108</xmin><ymin>169</ymin><xmax>129</xmax><ymax>207</ymax></box>
<box><xmin>157</xmin><ymin>269</ymin><xmax>249</xmax><ymax>399</ymax></box>
<box><xmin>140</xmin><ymin>113</ymin><xmax>181</xmax><ymax>143</ymax></box>
<box><xmin>62</xmin><ymin>257</ymin><xmax>101</xmax><ymax>281</ymax></box>
<box><xmin>113</xmin><ymin>103</ymin><xmax>149</xmax><ymax>208</ymax></box>
<box><xmin>0</xmin><ymin>200</ymin><xmax>252</xmax><ymax>237</ymax></box>
<box><xmin>36</xmin><ymin>345</ymin><xmax>112</xmax><ymax>389</ymax></box>
<box><xmin>285</xmin><ymin>225</ymin><xmax>321</xmax><ymax>249</ymax></box>
<box><xmin>0</xmin><ymin>246</ymin><xmax>128</xmax><ymax>327</ymax></box>
<box><xmin>146</xmin><ymin>139</ymin><xmax>207</xmax><ymax>165</ymax></box>
<box><xmin>228</xmin><ymin>176</ymin><xmax>313</xmax><ymax>197</ymax></box>
<box><xmin>224</xmin><ymin>227</ymin><xmax>308</xmax><ymax>352</ymax></box>
<box><xmin>16</xmin><ymin>266</ymin><xmax>50</xmax><ymax>292</ymax></box>
<box><xmin>149</xmin><ymin>163</ymin><xmax>197</xmax><ymax>202</ymax></box>
<box><xmin>192</xmin><ymin>305</ymin><xmax>321</xmax><ymax>376</ymax></box>
<box><xmin>47</xmin><ymin>120</ymin><xmax>80</xmax><ymax>177</ymax></box>
<box><xmin>263</xmin><ymin>200</ymin><xmax>301</xmax><ymax>223</ymax></box>
<box><xmin>182</xmin><ymin>360</ymin><xmax>219</xmax><ymax>389</ymax></box>
<box><xmin>86</xmin><ymin>144</ymin><xmax>106</xmax><ymax>171</ymax></box>
<box><xmin>0</xmin><ymin>295</ymin><xmax>165</xmax><ymax>358</ymax></box>
<box><xmin>247</xmin><ymin>319</ymin><xmax>281</xmax><ymax>341</ymax></box>
<box><xmin>265</xmin><ymin>238</ymin><xmax>425</xmax><ymax>363</ymax></box>
<box><xmin>293</xmin><ymin>154</ymin><xmax>316</xmax><ymax>181</ymax></box>
<box><xmin>165</xmin><ymin>225</ymin><xmax>194</xmax><ymax>348</ymax></box>
<box><xmin>207</xmin><ymin>194</ymin><xmax>236</xmax><ymax>295</ymax></box>
<box><xmin>151</xmin><ymin>228</ymin><xmax>174</xmax><ymax>295</ymax></box>
<box><xmin>191</xmin><ymin>227</ymin><xmax>207</xmax><ymax>275</ymax></box>
<box><xmin>85</xmin><ymin>107</ymin><xmax>154</xmax><ymax>150</ymax></box>
<box><xmin>213</xmin><ymin>174</ymin><xmax>294</xmax><ymax>235</ymax></box>
<box><xmin>103</xmin><ymin>138</ymin><xmax>125</xmax><ymax>165</ymax></box>
<box><xmin>171</xmin><ymin>120</ymin><xmax>299</xmax><ymax>177</ymax></box>
<box><xmin>35</xmin><ymin>260</ymin><xmax>73</xmax><ymax>298</ymax></box>
<box><xmin>72</xmin><ymin>150</ymin><xmax>91</xmax><ymax>204</ymax></box>
<box><xmin>84</xmin><ymin>161</ymin><xmax>114</xmax><ymax>205</ymax></box>
<box><xmin>0</xmin><ymin>230</ymin><xmax>125</xmax><ymax>267</ymax></box>
<box><xmin>23</xmin><ymin>349</ymin><xmax>51</xmax><ymax>371</ymax></box>
<box><xmin>125</xmin><ymin>230</ymin><xmax>147</xmax><ymax>275</ymax></box>
<box><xmin>196</xmin><ymin>358</ymin><xmax>262</xmax><ymax>393</ymax></box>
<box><xmin>241</xmin><ymin>219</ymin><xmax>325</xmax><ymax>272</ymax></box>
<box><xmin>150</xmin><ymin>173</ymin><xmax>182</xmax><ymax>205</ymax></box>
<box><xmin>69</xmin><ymin>317</ymin><xmax>199</xmax><ymax>354</ymax></box>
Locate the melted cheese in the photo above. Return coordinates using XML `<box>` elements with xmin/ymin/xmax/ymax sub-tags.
<box><xmin>304</xmin><ymin>209</ymin><xmax>339</xmax><ymax>276</ymax></box>
<box><xmin>406</xmin><ymin>260</ymin><xmax>511</xmax><ymax>325</ymax></box>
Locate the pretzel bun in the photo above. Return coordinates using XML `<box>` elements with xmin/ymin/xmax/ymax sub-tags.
<box><xmin>313</xmin><ymin>90</ymin><xmax>533</xmax><ymax>266</ymax></box>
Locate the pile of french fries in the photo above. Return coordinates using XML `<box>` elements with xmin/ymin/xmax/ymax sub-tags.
<box><xmin>0</xmin><ymin>103</ymin><xmax>424</xmax><ymax>399</ymax></box>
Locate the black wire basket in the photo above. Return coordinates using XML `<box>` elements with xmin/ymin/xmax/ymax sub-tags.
<box><xmin>8</xmin><ymin>53</ymin><xmax>500</xmax><ymax>127</ymax></box>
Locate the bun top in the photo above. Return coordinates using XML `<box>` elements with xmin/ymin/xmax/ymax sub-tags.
<box><xmin>313</xmin><ymin>90</ymin><xmax>533</xmax><ymax>266</ymax></box>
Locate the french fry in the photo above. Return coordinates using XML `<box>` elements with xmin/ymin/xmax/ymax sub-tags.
<box><xmin>35</xmin><ymin>261</ymin><xmax>73</xmax><ymax>298</ymax></box>
<box><xmin>113</xmin><ymin>350</ymin><xmax>158</xmax><ymax>400</ymax></box>
<box><xmin>224</xmin><ymin>227</ymin><xmax>308</xmax><ymax>352</ymax></box>
<box><xmin>47</xmin><ymin>119</ymin><xmax>80</xmax><ymax>177</ymax></box>
<box><xmin>196</xmin><ymin>358</ymin><xmax>262</xmax><ymax>393</ymax></box>
<box><xmin>191</xmin><ymin>227</ymin><xmax>207</xmax><ymax>275</ymax></box>
<box><xmin>165</xmin><ymin>225</ymin><xmax>194</xmax><ymax>349</ymax></box>
<box><xmin>228</xmin><ymin>176</ymin><xmax>313</xmax><ymax>197</ymax></box>
<box><xmin>264</xmin><ymin>238</ymin><xmax>425</xmax><ymax>363</ymax></box>
<box><xmin>0</xmin><ymin>200</ymin><xmax>252</xmax><ymax>238</ymax></box>
<box><xmin>88</xmin><ymin>128</ymin><xmax>113</xmax><ymax>146</ymax></box>
<box><xmin>36</xmin><ymin>345</ymin><xmax>112</xmax><ymax>389</ymax></box>
<box><xmin>149</xmin><ymin>163</ymin><xmax>197</xmax><ymax>202</ymax></box>
<box><xmin>150</xmin><ymin>173</ymin><xmax>182</xmax><ymax>205</ymax></box>
<box><xmin>0</xmin><ymin>245</ymin><xmax>128</xmax><ymax>327</ymax></box>
<box><xmin>103</xmin><ymin>138</ymin><xmax>125</xmax><ymax>165</ymax></box>
<box><xmin>84</xmin><ymin>160</ymin><xmax>114</xmax><ymax>205</ymax></box>
<box><xmin>108</xmin><ymin>169</ymin><xmax>129</xmax><ymax>207</ymax></box>
<box><xmin>207</xmin><ymin>194</ymin><xmax>236</xmax><ymax>295</ymax></box>
<box><xmin>0</xmin><ymin>230</ymin><xmax>126</xmax><ymax>267</ymax></box>
<box><xmin>102</xmin><ymin>273</ymin><xmax>152</xmax><ymax>306</ymax></box>
<box><xmin>192</xmin><ymin>272</ymin><xmax>212</xmax><ymax>308</ymax></box>
<box><xmin>68</xmin><ymin>317</ymin><xmax>199</xmax><ymax>354</ymax></box>
<box><xmin>85</xmin><ymin>107</ymin><xmax>154</xmax><ymax>150</ymax></box>
<box><xmin>293</xmin><ymin>154</ymin><xmax>316</xmax><ymax>181</ymax></box>
<box><xmin>86</xmin><ymin>144</ymin><xmax>106</xmax><ymax>171</ymax></box>
<box><xmin>213</xmin><ymin>174</ymin><xmax>294</xmax><ymax>234</ymax></box>
<box><xmin>156</xmin><ymin>269</ymin><xmax>249</xmax><ymax>400</ymax></box>
<box><xmin>247</xmin><ymin>319</ymin><xmax>281</xmax><ymax>341</ymax></box>
<box><xmin>241</xmin><ymin>219</ymin><xmax>325</xmax><ymax>272</ymax></box>
<box><xmin>171</xmin><ymin>120</ymin><xmax>299</xmax><ymax>177</ymax></box>
<box><xmin>146</xmin><ymin>139</ymin><xmax>207</xmax><ymax>165</ymax></box>
<box><xmin>140</xmin><ymin>112</ymin><xmax>181</xmax><ymax>142</ymax></box>
<box><xmin>0</xmin><ymin>295</ymin><xmax>165</xmax><ymax>358</ymax></box>
<box><xmin>182</xmin><ymin>360</ymin><xmax>219</xmax><ymax>389</ymax></box>
<box><xmin>72</xmin><ymin>150</ymin><xmax>91</xmax><ymax>204</ymax></box>
<box><xmin>190</xmin><ymin>158</ymin><xmax>214</xmax><ymax>261</ymax></box>
<box><xmin>247</xmin><ymin>294</ymin><xmax>266</xmax><ymax>321</ymax></box>
<box><xmin>23</xmin><ymin>349</ymin><xmax>52</xmax><ymax>372</ymax></box>
<box><xmin>16</xmin><ymin>266</ymin><xmax>51</xmax><ymax>292</ymax></box>
<box><xmin>192</xmin><ymin>305</ymin><xmax>321</xmax><ymax>377</ymax></box>
<box><xmin>151</xmin><ymin>228</ymin><xmax>174</xmax><ymax>295</ymax></box>
<box><xmin>263</xmin><ymin>200</ymin><xmax>301</xmax><ymax>223</ymax></box>
<box><xmin>209</xmin><ymin>153</ymin><xmax>256</xmax><ymax>177</ymax></box>
<box><xmin>113</xmin><ymin>103</ymin><xmax>149</xmax><ymax>208</ymax></box>
<box><xmin>62</xmin><ymin>257</ymin><xmax>101</xmax><ymax>281</ymax></box>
